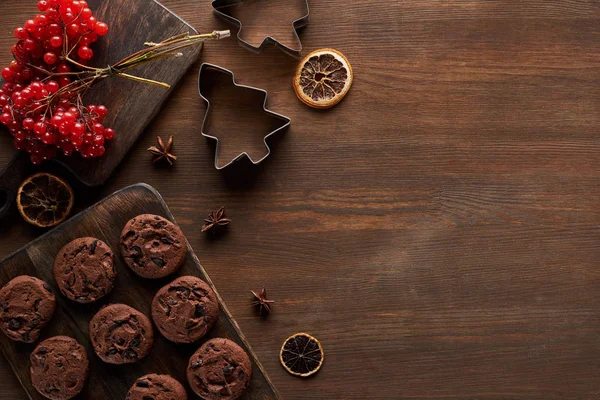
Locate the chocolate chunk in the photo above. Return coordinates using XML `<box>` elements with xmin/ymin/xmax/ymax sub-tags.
<box><xmin>131</xmin><ymin>246</ymin><xmax>143</xmax><ymax>258</ymax></box>
<box><xmin>89</xmin><ymin>240</ymin><xmax>98</xmax><ymax>255</ymax></box>
<box><xmin>160</xmin><ymin>236</ymin><xmax>174</xmax><ymax>245</ymax></box>
<box><xmin>174</xmin><ymin>286</ymin><xmax>191</xmax><ymax>298</ymax></box>
<box><xmin>151</xmin><ymin>257</ymin><xmax>166</xmax><ymax>268</ymax></box>
<box><xmin>8</xmin><ymin>318</ymin><xmax>21</xmax><ymax>330</ymax></box>
<box><xmin>194</xmin><ymin>304</ymin><xmax>206</xmax><ymax>318</ymax></box>
<box><xmin>136</xmin><ymin>380</ymin><xmax>149</xmax><ymax>388</ymax></box>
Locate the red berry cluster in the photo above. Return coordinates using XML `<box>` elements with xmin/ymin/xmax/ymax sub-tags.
<box><xmin>0</xmin><ymin>0</ymin><xmax>114</xmax><ymax>165</ymax></box>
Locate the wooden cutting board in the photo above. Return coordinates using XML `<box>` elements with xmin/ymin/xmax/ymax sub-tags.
<box><xmin>0</xmin><ymin>0</ymin><xmax>203</xmax><ymax>218</ymax></box>
<box><xmin>63</xmin><ymin>0</ymin><xmax>203</xmax><ymax>186</ymax></box>
<box><xmin>0</xmin><ymin>184</ymin><xmax>280</xmax><ymax>400</ymax></box>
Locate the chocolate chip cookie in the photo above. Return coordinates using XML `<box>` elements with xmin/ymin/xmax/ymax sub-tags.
<box><xmin>53</xmin><ymin>237</ymin><xmax>116</xmax><ymax>303</ymax></box>
<box><xmin>30</xmin><ymin>336</ymin><xmax>89</xmax><ymax>400</ymax></box>
<box><xmin>126</xmin><ymin>374</ymin><xmax>187</xmax><ymax>400</ymax></box>
<box><xmin>187</xmin><ymin>338</ymin><xmax>252</xmax><ymax>400</ymax></box>
<box><xmin>89</xmin><ymin>304</ymin><xmax>154</xmax><ymax>364</ymax></box>
<box><xmin>0</xmin><ymin>275</ymin><xmax>56</xmax><ymax>343</ymax></box>
<box><xmin>120</xmin><ymin>214</ymin><xmax>187</xmax><ymax>279</ymax></box>
<box><xmin>152</xmin><ymin>276</ymin><xmax>219</xmax><ymax>343</ymax></box>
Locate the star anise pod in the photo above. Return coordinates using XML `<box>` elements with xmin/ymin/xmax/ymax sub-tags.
<box><xmin>201</xmin><ymin>206</ymin><xmax>231</xmax><ymax>233</ymax></box>
<box><xmin>148</xmin><ymin>135</ymin><xmax>177</xmax><ymax>165</ymax></box>
<box><xmin>251</xmin><ymin>287</ymin><xmax>274</xmax><ymax>316</ymax></box>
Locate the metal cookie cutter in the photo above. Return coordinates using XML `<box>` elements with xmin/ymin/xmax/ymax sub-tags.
<box><xmin>211</xmin><ymin>0</ymin><xmax>310</xmax><ymax>57</ymax></box>
<box><xmin>198</xmin><ymin>63</ymin><xmax>291</xmax><ymax>170</ymax></box>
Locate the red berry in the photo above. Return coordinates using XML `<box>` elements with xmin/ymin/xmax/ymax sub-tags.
<box><xmin>77</xmin><ymin>45</ymin><xmax>93</xmax><ymax>60</ymax></box>
<box><xmin>71</xmin><ymin>122</ymin><xmax>85</xmax><ymax>136</ymax></box>
<box><xmin>43</xmin><ymin>52</ymin><xmax>58</xmax><ymax>65</ymax></box>
<box><xmin>31</xmin><ymin>82</ymin><xmax>42</xmax><ymax>92</ymax></box>
<box><xmin>41</xmin><ymin>132</ymin><xmax>55</xmax><ymax>144</ymax></box>
<box><xmin>45</xmin><ymin>80</ymin><xmax>59</xmax><ymax>93</ymax></box>
<box><xmin>86</xmin><ymin>16</ymin><xmax>97</xmax><ymax>29</ymax></box>
<box><xmin>23</xmin><ymin>38</ymin><xmax>36</xmax><ymax>52</ymax></box>
<box><xmin>1</xmin><ymin>67</ymin><xmax>14</xmax><ymax>82</ymax></box>
<box><xmin>71</xmin><ymin>134</ymin><xmax>83</xmax><ymax>147</ymax></box>
<box><xmin>34</xmin><ymin>14</ymin><xmax>48</xmax><ymax>26</ymax></box>
<box><xmin>9</xmin><ymin>60</ymin><xmax>22</xmax><ymax>72</ymax></box>
<box><xmin>58</xmin><ymin>76</ymin><xmax>71</xmax><ymax>87</ymax></box>
<box><xmin>47</xmin><ymin>23</ymin><xmax>62</xmax><ymax>36</ymax></box>
<box><xmin>32</xmin><ymin>28</ymin><xmax>48</xmax><ymax>41</ymax></box>
<box><xmin>51</xmin><ymin>114</ymin><xmax>62</xmax><ymax>127</ymax></box>
<box><xmin>59</xmin><ymin>122</ymin><xmax>71</xmax><ymax>135</ymax></box>
<box><xmin>95</xmin><ymin>22</ymin><xmax>108</xmax><ymax>36</ymax></box>
<box><xmin>0</xmin><ymin>113</ymin><xmax>12</xmax><ymax>125</ymax></box>
<box><xmin>45</xmin><ymin>8</ymin><xmax>60</xmax><ymax>22</ymax></box>
<box><xmin>92</xmin><ymin>123</ymin><xmax>104</xmax><ymax>135</ymax></box>
<box><xmin>7</xmin><ymin>120</ymin><xmax>20</xmax><ymax>133</ymax></box>
<box><xmin>14</xmin><ymin>27</ymin><xmax>29</xmax><ymax>40</ymax></box>
<box><xmin>80</xmin><ymin>33</ymin><xmax>97</xmax><ymax>46</ymax></box>
<box><xmin>103</xmin><ymin>128</ymin><xmax>115</xmax><ymax>140</ymax></box>
<box><xmin>56</xmin><ymin>63</ymin><xmax>71</xmax><ymax>73</ymax></box>
<box><xmin>38</xmin><ymin>1</ymin><xmax>49</xmax><ymax>11</ymax></box>
<box><xmin>93</xmin><ymin>134</ymin><xmax>104</xmax><ymax>146</ymax></box>
<box><xmin>49</xmin><ymin>35</ymin><xmax>62</xmax><ymax>48</ymax></box>
<box><xmin>21</xmin><ymin>88</ymin><xmax>33</xmax><ymax>99</ymax></box>
<box><xmin>80</xmin><ymin>7</ymin><xmax>92</xmax><ymax>19</ymax></box>
<box><xmin>62</xmin><ymin>112</ymin><xmax>76</xmax><ymax>123</ymax></box>
<box><xmin>83</xmin><ymin>132</ymin><xmax>93</xmax><ymax>144</ymax></box>
<box><xmin>24</xmin><ymin>20</ymin><xmax>37</xmax><ymax>33</ymax></box>
<box><xmin>22</xmin><ymin>118</ymin><xmax>35</xmax><ymax>130</ymax></box>
<box><xmin>21</xmin><ymin>68</ymin><xmax>32</xmax><ymax>80</ymax></box>
<box><xmin>71</xmin><ymin>1</ymin><xmax>83</xmax><ymax>12</ymax></box>
<box><xmin>94</xmin><ymin>104</ymin><xmax>107</xmax><ymax>118</ymax></box>
<box><xmin>66</xmin><ymin>23</ymin><xmax>79</xmax><ymax>36</ymax></box>
<box><xmin>34</xmin><ymin>121</ymin><xmax>47</xmax><ymax>135</ymax></box>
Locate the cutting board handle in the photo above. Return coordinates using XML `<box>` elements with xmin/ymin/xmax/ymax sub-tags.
<box><xmin>0</xmin><ymin>151</ymin><xmax>30</xmax><ymax>220</ymax></box>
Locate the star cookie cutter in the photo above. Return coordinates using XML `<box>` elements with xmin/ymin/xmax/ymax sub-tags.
<box><xmin>211</xmin><ymin>0</ymin><xmax>310</xmax><ymax>57</ymax></box>
<box><xmin>198</xmin><ymin>63</ymin><xmax>291</xmax><ymax>170</ymax></box>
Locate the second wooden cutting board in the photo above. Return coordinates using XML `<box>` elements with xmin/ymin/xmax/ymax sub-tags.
<box><xmin>0</xmin><ymin>184</ymin><xmax>280</xmax><ymax>400</ymax></box>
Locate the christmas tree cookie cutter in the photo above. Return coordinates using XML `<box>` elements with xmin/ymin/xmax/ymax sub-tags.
<box><xmin>211</xmin><ymin>0</ymin><xmax>310</xmax><ymax>57</ymax></box>
<box><xmin>198</xmin><ymin>63</ymin><xmax>291</xmax><ymax>170</ymax></box>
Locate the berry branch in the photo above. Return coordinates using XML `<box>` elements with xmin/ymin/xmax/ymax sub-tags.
<box><xmin>0</xmin><ymin>0</ymin><xmax>229</xmax><ymax>165</ymax></box>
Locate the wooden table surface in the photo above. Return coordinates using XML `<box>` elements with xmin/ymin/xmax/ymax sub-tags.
<box><xmin>1</xmin><ymin>1</ymin><xmax>599</xmax><ymax>399</ymax></box>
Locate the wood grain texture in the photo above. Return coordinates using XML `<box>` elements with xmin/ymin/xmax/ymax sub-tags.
<box><xmin>1</xmin><ymin>0</ymin><xmax>599</xmax><ymax>399</ymax></box>
<box><xmin>0</xmin><ymin>184</ymin><xmax>279</xmax><ymax>399</ymax></box>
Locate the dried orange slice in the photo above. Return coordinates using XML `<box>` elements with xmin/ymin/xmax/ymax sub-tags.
<box><xmin>280</xmin><ymin>332</ymin><xmax>324</xmax><ymax>377</ymax></box>
<box><xmin>293</xmin><ymin>48</ymin><xmax>353</xmax><ymax>109</ymax></box>
<box><xmin>17</xmin><ymin>173</ymin><xmax>74</xmax><ymax>228</ymax></box>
